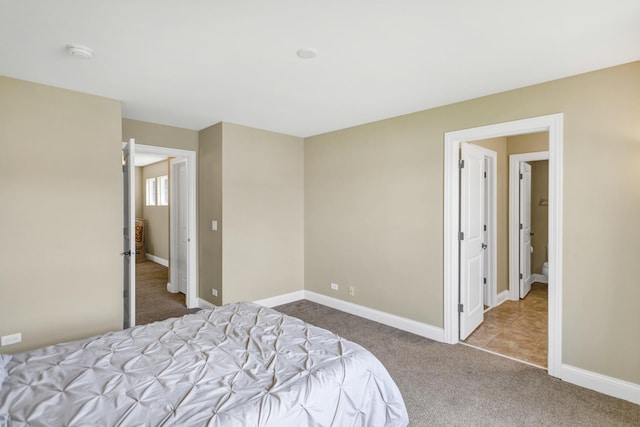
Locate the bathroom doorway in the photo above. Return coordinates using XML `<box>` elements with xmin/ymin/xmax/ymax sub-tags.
<box><xmin>443</xmin><ymin>113</ymin><xmax>563</xmax><ymax>377</ymax></box>
<box><xmin>459</xmin><ymin>137</ymin><xmax>550</xmax><ymax>367</ymax></box>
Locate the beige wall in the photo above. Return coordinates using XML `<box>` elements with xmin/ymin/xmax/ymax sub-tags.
<box><xmin>305</xmin><ymin>61</ymin><xmax>640</xmax><ymax>384</ymax></box>
<box><xmin>221</xmin><ymin>123</ymin><xmax>305</xmax><ymax>304</ymax></box>
<box><xmin>198</xmin><ymin>122</ymin><xmax>304</xmax><ymax>305</ymax></box>
<box><xmin>122</xmin><ymin>118</ymin><xmax>198</xmax><ymax>152</ymax></box>
<box><xmin>530</xmin><ymin>161</ymin><xmax>549</xmax><ymax>274</ymax></box>
<box><xmin>507</xmin><ymin>132</ymin><xmax>549</xmax><ymax>155</ymax></box>
<box><xmin>135</xmin><ymin>167</ymin><xmax>144</xmax><ymax>218</ymax></box>
<box><xmin>0</xmin><ymin>77</ymin><xmax>122</xmax><ymax>353</ymax></box>
<box><xmin>141</xmin><ymin>160</ymin><xmax>170</xmax><ymax>260</ymax></box>
<box><xmin>198</xmin><ymin>123</ymin><xmax>223</xmax><ymax>305</ymax></box>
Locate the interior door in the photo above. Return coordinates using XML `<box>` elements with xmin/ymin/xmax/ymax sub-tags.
<box><xmin>460</xmin><ymin>143</ymin><xmax>486</xmax><ymax>340</ymax></box>
<box><xmin>519</xmin><ymin>162</ymin><xmax>532</xmax><ymax>298</ymax></box>
<box><xmin>170</xmin><ymin>158</ymin><xmax>189</xmax><ymax>295</ymax></box>
<box><xmin>122</xmin><ymin>138</ymin><xmax>136</xmax><ymax>328</ymax></box>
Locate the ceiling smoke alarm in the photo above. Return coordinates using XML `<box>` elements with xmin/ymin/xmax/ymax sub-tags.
<box><xmin>66</xmin><ymin>43</ymin><xmax>93</xmax><ymax>59</ymax></box>
<box><xmin>296</xmin><ymin>47</ymin><xmax>318</xmax><ymax>59</ymax></box>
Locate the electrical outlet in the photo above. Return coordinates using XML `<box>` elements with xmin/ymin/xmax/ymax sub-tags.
<box><xmin>348</xmin><ymin>286</ymin><xmax>355</xmax><ymax>297</ymax></box>
<box><xmin>1</xmin><ymin>333</ymin><xmax>22</xmax><ymax>346</ymax></box>
<box><xmin>330</xmin><ymin>283</ymin><xmax>339</xmax><ymax>291</ymax></box>
<box><xmin>212</xmin><ymin>288</ymin><xmax>218</xmax><ymax>297</ymax></box>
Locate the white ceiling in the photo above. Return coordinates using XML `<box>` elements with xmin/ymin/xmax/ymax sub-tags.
<box><xmin>1</xmin><ymin>1</ymin><xmax>639</xmax><ymax>138</ymax></box>
<box><xmin>135</xmin><ymin>153</ymin><xmax>168</xmax><ymax>167</ymax></box>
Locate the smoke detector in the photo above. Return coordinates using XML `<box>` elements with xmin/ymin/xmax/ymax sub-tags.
<box><xmin>66</xmin><ymin>43</ymin><xmax>93</xmax><ymax>59</ymax></box>
<box><xmin>296</xmin><ymin>47</ymin><xmax>318</xmax><ymax>59</ymax></box>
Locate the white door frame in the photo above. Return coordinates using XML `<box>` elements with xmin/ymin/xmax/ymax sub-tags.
<box><xmin>509</xmin><ymin>151</ymin><xmax>549</xmax><ymax>301</ymax></box>
<box><xmin>169</xmin><ymin>157</ymin><xmax>189</xmax><ymax>295</ymax></box>
<box><xmin>122</xmin><ymin>138</ymin><xmax>136</xmax><ymax>328</ymax></box>
<box><xmin>135</xmin><ymin>144</ymin><xmax>198</xmax><ymax>309</ymax></box>
<box><xmin>443</xmin><ymin>113</ymin><xmax>563</xmax><ymax>378</ymax></box>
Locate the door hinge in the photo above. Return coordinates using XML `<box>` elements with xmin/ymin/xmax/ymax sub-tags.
<box><xmin>459</xmin><ymin>231</ymin><xmax>464</xmax><ymax>241</ymax></box>
<box><xmin>483</xmin><ymin>224</ymin><xmax>487</xmax><ymax>231</ymax></box>
<box><xmin>484</xmin><ymin>171</ymin><xmax>487</xmax><ymax>178</ymax></box>
<box><xmin>519</xmin><ymin>223</ymin><xmax>523</xmax><ymax>230</ymax></box>
<box><xmin>459</xmin><ymin>159</ymin><xmax>465</xmax><ymax>168</ymax></box>
<box><xmin>458</xmin><ymin>303</ymin><xmax>464</xmax><ymax>313</ymax></box>
<box><xmin>519</xmin><ymin>273</ymin><xmax>523</xmax><ymax>279</ymax></box>
<box><xmin>519</xmin><ymin>173</ymin><xmax>523</xmax><ymax>180</ymax></box>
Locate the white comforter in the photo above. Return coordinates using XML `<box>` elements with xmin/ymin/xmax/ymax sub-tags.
<box><xmin>0</xmin><ymin>302</ymin><xmax>408</xmax><ymax>426</ymax></box>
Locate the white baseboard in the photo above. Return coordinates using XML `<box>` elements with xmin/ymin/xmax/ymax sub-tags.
<box><xmin>253</xmin><ymin>290</ymin><xmax>305</xmax><ymax>308</ymax></box>
<box><xmin>531</xmin><ymin>273</ymin><xmax>548</xmax><ymax>284</ymax></box>
<box><xmin>145</xmin><ymin>253</ymin><xmax>168</xmax><ymax>267</ymax></box>
<box><xmin>234</xmin><ymin>288</ymin><xmax>640</xmax><ymax>405</ymax></box>
<box><xmin>496</xmin><ymin>290</ymin><xmax>509</xmax><ymax>306</ymax></box>
<box><xmin>198</xmin><ymin>298</ymin><xmax>216</xmax><ymax>310</ymax></box>
<box><xmin>560</xmin><ymin>364</ymin><xmax>640</xmax><ymax>404</ymax></box>
<box><xmin>303</xmin><ymin>291</ymin><xmax>445</xmax><ymax>342</ymax></box>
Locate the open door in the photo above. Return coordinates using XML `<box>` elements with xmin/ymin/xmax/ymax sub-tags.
<box><xmin>170</xmin><ymin>158</ymin><xmax>189</xmax><ymax>296</ymax></box>
<box><xmin>459</xmin><ymin>143</ymin><xmax>486</xmax><ymax>340</ymax></box>
<box><xmin>519</xmin><ymin>162</ymin><xmax>532</xmax><ymax>298</ymax></box>
<box><xmin>122</xmin><ymin>138</ymin><xmax>136</xmax><ymax>328</ymax></box>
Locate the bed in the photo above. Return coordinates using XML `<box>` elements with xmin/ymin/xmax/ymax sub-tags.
<box><xmin>0</xmin><ymin>302</ymin><xmax>408</xmax><ymax>426</ymax></box>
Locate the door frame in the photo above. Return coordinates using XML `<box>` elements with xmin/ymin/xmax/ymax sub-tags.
<box><xmin>443</xmin><ymin>113</ymin><xmax>563</xmax><ymax>378</ymax></box>
<box><xmin>509</xmin><ymin>151</ymin><xmax>549</xmax><ymax>301</ymax></box>
<box><xmin>168</xmin><ymin>157</ymin><xmax>189</xmax><ymax>295</ymax></box>
<box><xmin>135</xmin><ymin>144</ymin><xmax>198</xmax><ymax>309</ymax></box>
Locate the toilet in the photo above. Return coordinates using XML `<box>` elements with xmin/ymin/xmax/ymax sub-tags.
<box><xmin>540</xmin><ymin>244</ymin><xmax>549</xmax><ymax>283</ymax></box>
<box><xmin>542</xmin><ymin>261</ymin><xmax>549</xmax><ymax>282</ymax></box>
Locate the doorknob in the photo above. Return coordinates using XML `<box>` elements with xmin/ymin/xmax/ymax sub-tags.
<box><xmin>121</xmin><ymin>250</ymin><xmax>141</xmax><ymax>256</ymax></box>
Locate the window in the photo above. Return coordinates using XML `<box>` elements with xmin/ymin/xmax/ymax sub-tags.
<box><xmin>157</xmin><ymin>175</ymin><xmax>169</xmax><ymax>206</ymax></box>
<box><xmin>145</xmin><ymin>178</ymin><xmax>156</xmax><ymax>206</ymax></box>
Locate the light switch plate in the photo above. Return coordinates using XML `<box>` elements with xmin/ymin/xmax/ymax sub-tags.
<box><xmin>211</xmin><ymin>220</ymin><xmax>218</xmax><ymax>231</ymax></box>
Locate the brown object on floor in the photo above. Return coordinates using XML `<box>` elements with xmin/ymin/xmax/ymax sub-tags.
<box><xmin>464</xmin><ymin>282</ymin><xmax>548</xmax><ymax>367</ymax></box>
<box><xmin>135</xmin><ymin>218</ymin><xmax>146</xmax><ymax>263</ymax></box>
<box><xmin>275</xmin><ymin>299</ymin><xmax>640</xmax><ymax>427</ymax></box>
<box><xmin>135</xmin><ymin>259</ymin><xmax>200</xmax><ymax>325</ymax></box>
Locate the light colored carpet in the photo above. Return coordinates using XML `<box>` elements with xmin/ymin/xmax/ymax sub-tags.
<box><xmin>135</xmin><ymin>260</ymin><xmax>199</xmax><ymax>325</ymax></box>
<box><xmin>275</xmin><ymin>300</ymin><xmax>640</xmax><ymax>426</ymax></box>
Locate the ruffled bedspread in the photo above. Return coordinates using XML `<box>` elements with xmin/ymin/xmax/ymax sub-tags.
<box><xmin>0</xmin><ymin>302</ymin><xmax>408</xmax><ymax>426</ymax></box>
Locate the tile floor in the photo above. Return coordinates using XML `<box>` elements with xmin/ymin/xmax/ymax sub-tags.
<box><xmin>464</xmin><ymin>282</ymin><xmax>548</xmax><ymax>368</ymax></box>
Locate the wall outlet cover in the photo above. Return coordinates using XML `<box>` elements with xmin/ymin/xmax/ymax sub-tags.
<box><xmin>212</xmin><ymin>288</ymin><xmax>218</xmax><ymax>297</ymax></box>
<box><xmin>1</xmin><ymin>333</ymin><xmax>22</xmax><ymax>346</ymax></box>
<box><xmin>330</xmin><ymin>283</ymin><xmax>339</xmax><ymax>291</ymax></box>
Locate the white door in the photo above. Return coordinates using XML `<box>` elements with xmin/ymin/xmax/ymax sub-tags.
<box><xmin>482</xmin><ymin>157</ymin><xmax>490</xmax><ymax>306</ymax></box>
<box><xmin>519</xmin><ymin>162</ymin><xmax>532</xmax><ymax>298</ymax></box>
<box><xmin>122</xmin><ymin>138</ymin><xmax>136</xmax><ymax>328</ymax></box>
<box><xmin>170</xmin><ymin>158</ymin><xmax>189</xmax><ymax>295</ymax></box>
<box><xmin>459</xmin><ymin>143</ymin><xmax>486</xmax><ymax>340</ymax></box>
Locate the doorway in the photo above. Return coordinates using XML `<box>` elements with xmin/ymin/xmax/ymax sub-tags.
<box><xmin>443</xmin><ymin>114</ymin><xmax>563</xmax><ymax>377</ymax></box>
<box><xmin>122</xmin><ymin>143</ymin><xmax>198</xmax><ymax>327</ymax></box>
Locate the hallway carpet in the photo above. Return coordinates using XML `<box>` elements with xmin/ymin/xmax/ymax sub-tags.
<box><xmin>276</xmin><ymin>300</ymin><xmax>640</xmax><ymax>426</ymax></box>
<box><xmin>135</xmin><ymin>260</ymin><xmax>199</xmax><ymax>326</ymax></box>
